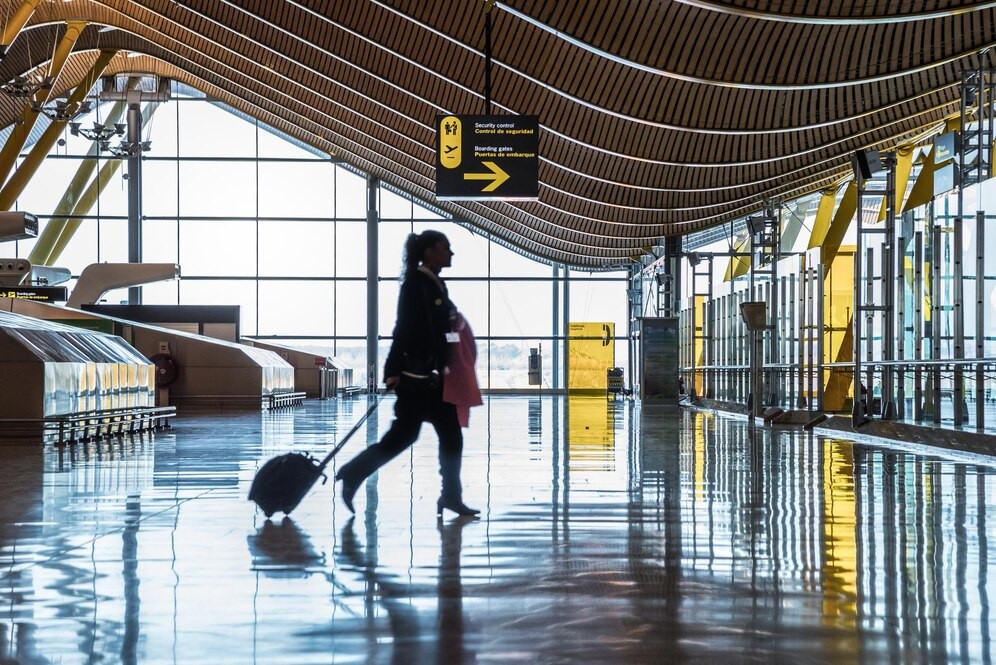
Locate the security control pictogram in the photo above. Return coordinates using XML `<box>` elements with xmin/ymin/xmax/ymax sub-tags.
<box><xmin>436</xmin><ymin>114</ymin><xmax>538</xmax><ymax>200</ymax></box>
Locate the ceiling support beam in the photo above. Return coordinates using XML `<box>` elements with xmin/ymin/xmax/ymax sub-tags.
<box><xmin>0</xmin><ymin>20</ymin><xmax>86</xmax><ymax>187</ymax></box>
<box><xmin>0</xmin><ymin>48</ymin><xmax>116</xmax><ymax>212</ymax></box>
<box><xmin>0</xmin><ymin>0</ymin><xmax>44</xmax><ymax>59</ymax></box>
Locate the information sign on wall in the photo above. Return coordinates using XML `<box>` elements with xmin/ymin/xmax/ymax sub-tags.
<box><xmin>435</xmin><ymin>114</ymin><xmax>539</xmax><ymax>200</ymax></box>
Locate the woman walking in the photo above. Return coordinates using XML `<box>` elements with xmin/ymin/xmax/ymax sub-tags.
<box><xmin>335</xmin><ymin>230</ymin><xmax>480</xmax><ymax>517</ymax></box>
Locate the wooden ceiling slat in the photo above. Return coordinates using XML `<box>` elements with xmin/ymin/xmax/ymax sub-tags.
<box><xmin>0</xmin><ymin>0</ymin><xmax>990</xmax><ymax>266</ymax></box>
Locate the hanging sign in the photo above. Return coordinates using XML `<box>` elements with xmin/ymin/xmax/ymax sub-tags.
<box><xmin>933</xmin><ymin>131</ymin><xmax>959</xmax><ymax>164</ymax></box>
<box><xmin>2</xmin><ymin>286</ymin><xmax>67</xmax><ymax>302</ymax></box>
<box><xmin>435</xmin><ymin>114</ymin><xmax>539</xmax><ymax>200</ymax></box>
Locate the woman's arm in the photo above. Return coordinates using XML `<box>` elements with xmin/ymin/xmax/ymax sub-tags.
<box><xmin>383</xmin><ymin>275</ymin><xmax>419</xmax><ymax>380</ymax></box>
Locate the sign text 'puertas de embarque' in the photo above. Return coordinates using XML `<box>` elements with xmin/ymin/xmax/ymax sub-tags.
<box><xmin>435</xmin><ymin>114</ymin><xmax>539</xmax><ymax>200</ymax></box>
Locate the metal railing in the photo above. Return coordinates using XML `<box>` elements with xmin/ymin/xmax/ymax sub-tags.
<box><xmin>265</xmin><ymin>392</ymin><xmax>307</xmax><ymax>410</ymax></box>
<box><xmin>681</xmin><ymin>357</ymin><xmax>996</xmax><ymax>430</ymax></box>
<box><xmin>0</xmin><ymin>405</ymin><xmax>176</xmax><ymax>444</ymax></box>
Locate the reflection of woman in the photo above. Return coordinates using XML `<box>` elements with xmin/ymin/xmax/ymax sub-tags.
<box><xmin>336</xmin><ymin>231</ymin><xmax>479</xmax><ymax>517</ymax></box>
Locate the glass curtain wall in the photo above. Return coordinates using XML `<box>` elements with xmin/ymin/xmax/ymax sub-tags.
<box><xmin>673</xmin><ymin>145</ymin><xmax>996</xmax><ymax>430</ymax></box>
<box><xmin>6</xmin><ymin>84</ymin><xmax>629</xmax><ymax>390</ymax></box>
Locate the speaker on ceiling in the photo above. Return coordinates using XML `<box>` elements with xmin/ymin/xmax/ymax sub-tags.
<box><xmin>851</xmin><ymin>150</ymin><xmax>883</xmax><ymax>181</ymax></box>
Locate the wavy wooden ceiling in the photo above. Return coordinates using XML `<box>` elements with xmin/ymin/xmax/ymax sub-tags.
<box><xmin>0</xmin><ymin>0</ymin><xmax>993</xmax><ymax>267</ymax></box>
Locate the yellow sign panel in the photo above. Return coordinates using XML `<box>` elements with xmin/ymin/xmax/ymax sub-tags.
<box><xmin>438</xmin><ymin>115</ymin><xmax>462</xmax><ymax>169</ymax></box>
<box><xmin>567</xmin><ymin>322</ymin><xmax>614</xmax><ymax>392</ymax></box>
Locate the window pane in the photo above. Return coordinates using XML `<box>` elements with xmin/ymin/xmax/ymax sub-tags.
<box><xmin>93</xmin><ymin>161</ymin><xmax>128</xmax><ymax>218</ymax></box>
<box><xmin>143</xmin><ymin>219</ymin><xmax>178</xmax><ymax>264</ymax></box>
<box><xmin>258</xmin><ymin>281</ymin><xmax>333</xmax><ymax>336</ymax></box>
<box><xmin>335</xmin><ymin>281</ymin><xmax>367</xmax><ymax>336</ymax></box>
<box><xmin>17</xmin><ymin>157</ymin><xmax>85</xmax><ymax>214</ymax></box>
<box><xmin>378</xmin><ymin>281</ymin><xmax>400</xmax><ymax>338</ymax></box>
<box><xmin>179</xmin><ymin>280</ymin><xmax>258</xmax><ymax>336</ymax></box>
<box><xmin>490</xmin><ymin>280</ymin><xmax>553</xmax><ymax>337</ymax></box>
<box><xmin>379</xmin><ymin>187</ymin><xmax>411</xmax><ymax>219</ymax></box>
<box><xmin>179</xmin><ymin>162</ymin><xmax>257</xmax><ymax>217</ymax></box>
<box><xmin>177</xmin><ymin>102</ymin><xmax>256</xmax><ymax>158</ymax></box>
<box><xmin>489</xmin><ymin>341</ymin><xmax>539</xmax><ymax>390</ymax></box>
<box><xmin>378</xmin><ymin>220</ymin><xmax>412</xmax><ymax>278</ymax></box>
<box><xmin>413</xmin><ymin>199</ymin><xmax>443</xmax><ymax>220</ymax></box>
<box><xmin>447</xmin><ymin>281</ymin><xmax>488</xmax><ymax>337</ymax></box>
<box><xmin>98</xmin><ymin>219</ymin><xmax>128</xmax><ymax>263</ymax></box>
<box><xmin>490</xmin><ymin>241</ymin><xmax>551</xmax><ymax>277</ymax></box>
<box><xmin>179</xmin><ymin>220</ymin><xmax>256</xmax><ymax>276</ymax></box>
<box><xmin>335</xmin><ymin>222</ymin><xmax>367</xmax><ymax>277</ymax></box>
<box><xmin>331</xmin><ymin>341</ymin><xmax>366</xmax><ymax>385</ymax></box>
<box><xmin>55</xmin><ymin>218</ymin><xmax>98</xmax><ymax>276</ymax></box>
<box><xmin>143</xmin><ymin>280</ymin><xmax>179</xmax><ymax>305</ymax></box>
<box><xmin>258</xmin><ymin>221</ymin><xmax>334</xmax><ymax>277</ymax></box>
<box><xmin>147</xmin><ymin>101</ymin><xmax>178</xmax><ymax>158</ymax></box>
<box><xmin>258</xmin><ymin>127</ymin><xmax>317</xmax><ymax>159</ymax></box>
<box><xmin>412</xmin><ymin>222</ymin><xmax>489</xmax><ymax>278</ymax></box>
<box><xmin>569</xmin><ymin>280</ymin><xmax>627</xmax><ymax>333</ymax></box>
<box><xmin>144</xmin><ymin>160</ymin><xmax>179</xmax><ymax>216</ymax></box>
<box><xmin>258</xmin><ymin>161</ymin><xmax>334</xmax><ymax>219</ymax></box>
<box><xmin>335</xmin><ymin>167</ymin><xmax>366</xmax><ymax>218</ymax></box>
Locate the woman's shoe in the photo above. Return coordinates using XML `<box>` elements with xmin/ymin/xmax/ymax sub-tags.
<box><xmin>336</xmin><ymin>473</ymin><xmax>359</xmax><ymax>514</ymax></box>
<box><xmin>436</xmin><ymin>497</ymin><xmax>480</xmax><ymax>517</ymax></box>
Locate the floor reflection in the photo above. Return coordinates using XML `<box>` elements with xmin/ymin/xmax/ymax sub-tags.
<box><xmin>1</xmin><ymin>398</ymin><xmax>995</xmax><ymax>662</ymax></box>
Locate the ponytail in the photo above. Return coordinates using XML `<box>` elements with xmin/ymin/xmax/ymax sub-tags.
<box><xmin>403</xmin><ymin>233</ymin><xmax>420</xmax><ymax>272</ymax></box>
<box><xmin>401</xmin><ymin>230</ymin><xmax>447</xmax><ymax>274</ymax></box>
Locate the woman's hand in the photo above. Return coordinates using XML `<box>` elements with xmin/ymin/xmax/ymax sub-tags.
<box><xmin>385</xmin><ymin>376</ymin><xmax>399</xmax><ymax>390</ymax></box>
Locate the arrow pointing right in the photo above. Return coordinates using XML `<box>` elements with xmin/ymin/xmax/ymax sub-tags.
<box><xmin>463</xmin><ymin>161</ymin><xmax>510</xmax><ymax>192</ymax></box>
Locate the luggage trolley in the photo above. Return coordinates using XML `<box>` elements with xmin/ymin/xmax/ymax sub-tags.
<box><xmin>606</xmin><ymin>367</ymin><xmax>624</xmax><ymax>396</ymax></box>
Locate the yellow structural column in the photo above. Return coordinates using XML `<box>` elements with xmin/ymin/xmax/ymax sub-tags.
<box><xmin>0</xmin><ymin>0</ymin><xmax>44</xmax><ymax>55</ymax></box>
<box><xmin>0</xmin><ymin>48</ymin><xmax>117</xmax><ymax>212</ymax></box>
<box><xmin>0</xmin><ymin>20</ymin><xmax>86</xmax><ymax>186</ymax></box>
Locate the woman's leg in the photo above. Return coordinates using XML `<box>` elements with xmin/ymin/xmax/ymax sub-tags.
<box><xmin>428</xmin><ymin>400</ymin><xmax>464</xmax><ymax>502</ymax></box>
<box><xmin>337</xmin><ymin>394</ymin><xmax>424</xmax><ymax>486</ymax></box>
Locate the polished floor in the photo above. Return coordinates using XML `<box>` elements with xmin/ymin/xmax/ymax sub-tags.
<box><xmin>2</xmin><ymin>396</ymin><xmax>996</xmax><ymax>664</ymax></box>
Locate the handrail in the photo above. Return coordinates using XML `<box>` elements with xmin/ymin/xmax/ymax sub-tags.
<box><xmin>0</xmin><ymin>405</ymin><xmax>177</xmax><ymax>444</ymax></box>
<box><xmin>824</xmin><ymin>358</ymin><xmax>996</xmax><ymax>369</ymax></box>
<box><xmin>682</xmin><ymin>358</ymin><xmax>996</xmax><ymax>372</ymax></box>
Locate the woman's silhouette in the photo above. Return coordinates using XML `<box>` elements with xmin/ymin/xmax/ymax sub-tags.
<box><xmin>336</xmin><ymin>231</ymin><xmax>479</xmax><ymax>517</ymax></box>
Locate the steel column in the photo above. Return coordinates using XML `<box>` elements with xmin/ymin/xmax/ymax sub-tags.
<box><xmin>366</xmin><ymin>176</ymin><xmax>379</xmax><ymax>392</ymax></box>
<box><xmin>977</xmin><ymin>210</ymin><xmax>986</xmax><ymax>430</ymax></box>
<box><xmin>127</xmin><ymin>102</ymin><xmax>143</xmax><ymax>305</ymax></box>
<box><xmin>931</xmin><ymin>207</ymin><xmax>942</xmax><ymax>425</ymax></box>
<box><xmin>914</xmin><ymin>230</ymin><xmax>924</xmax><ymax>422</ymax></box>
<box><xmin>881</xmin><ymin>155</ymin><xmax>897</xmax><ymax>419</ymax></box>
<box><xmin>552</xmin><ymin>264</ymin><xmax>559</xmax><ymax>390</ymax></box>
<box><xmin>852</xmin><ymin>173</ymin><xmax>866</xmax><ymax>422</ymax></box>
<box><xmin>816</xmin><ymin>262</ymin><xmax>825</xmax><ymax>412</ymax></box>
<box><xmin>563</xmin><ymin>265</ymin><xmax>570</xmax><ymax>392</ymax></box>
<box><xmin>865</xmin><ymin>248</ymin><xmax>875</xmax><ymax>417</ymax></box>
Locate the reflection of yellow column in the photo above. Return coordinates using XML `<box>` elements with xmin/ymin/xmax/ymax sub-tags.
<box><xmin>694</xmin><ymin>417</ymin><xmax>706</xmax><ymax>501</ymax></box>
<box><xmin>822</xmin><ymin>442</ymin><xmax>858</xmax><ymax>635</ymax></box>
<box><xmin>567</xmin><ymin>395</ymin><xmax>615</xmax><ymax>471</ymax></box>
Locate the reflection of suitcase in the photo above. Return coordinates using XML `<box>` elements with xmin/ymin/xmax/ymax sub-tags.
<box><xmin>606</xmin><ymin>367</ymin><xmax>624</xmax><ymax>395</ymax></box>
